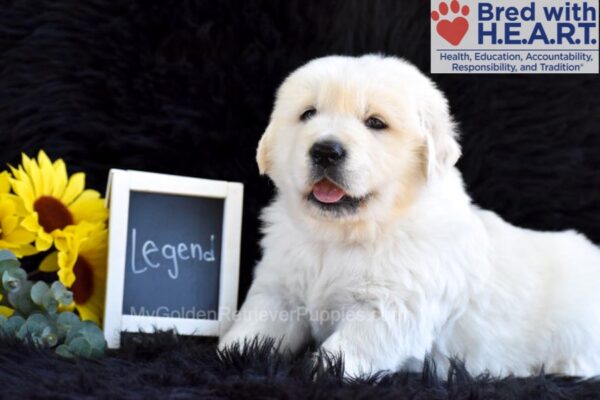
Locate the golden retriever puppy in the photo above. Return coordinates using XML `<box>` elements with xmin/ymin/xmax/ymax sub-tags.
<box><xmin>220</xmin><ymin>55</ymin><xmax>600</xmax><ymax>378</ymax></box>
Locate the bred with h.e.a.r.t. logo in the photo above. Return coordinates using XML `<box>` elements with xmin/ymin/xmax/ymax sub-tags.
<box><xmin>431</xmin><ymin>0</ymin><xmax>471</xmax><ymax>46</ymax></box>
<box><xmin>431</xmin><ymin>0</ymin><xmax>599</xmax><ymax>74</ymax></box>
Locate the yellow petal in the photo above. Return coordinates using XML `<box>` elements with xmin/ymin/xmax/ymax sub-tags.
<box><xmin>22</xmin><ymin>153</ymin><xmax>44</xmax><ymax>197</ymax></box>
<box><xmin>72</xmin><ymin>189</ymin><xmax>100</xmax><ymax>201</ymax></box>
<box><xmin>61</xmin><ymin>172</ymin><xmax>85</xmax><ymax>205</ymax></box>
<box><xmin>21</xmin><ymin>212</ymin><xmax>40</xmax><ymax>232</ymax></box>
<box><xmin>20</xmin><ymin>153</ymin><xmax>32</xmax><ymax>173</ymax></box>
<box><xmin>35</xmin><ymin>229</ymin><xmax>53</xmax><ymax>251</ymax></box>
<box><xmin>78</xmin><ymin>228</ymin><xmax>107</xmax><ymax>254</ymax></box>
<box><xmin>4</xmin><ymin>227</ymin><xmax>36</xmax><ymax>244</ymax></box>
<box><xmin>38</xmin><ymin>151</ymin><xmax>52</xmax><ymax>171</ymax></box>
<box><xmin>57</xmin><ymin>247</ymin><xmax>78</xmax><ymax>270</ymax></box>
<box><xmin>13</xmin><ymin>243</ymin><xmax>38</xmax><ymax>257</ymax></box>
<box><xmin>3</xmin><ymin>242</ymin><xmax>38</xmax><ymax>258</ymax></box>
<box><xmin>76</xmin><ymin>304</ymin><xmax>101</xmax><ymax>325</ymax></box>
<box><xmin>1</xmin><ymin>215</ymin><xmax>19</xmax><ymax>235</ymax></box>
<box><xmin>52</xmin><ymin>159</ymin><xmax>68</xmax><ymax>198</ymax></box>
<box><xmin>0</xmin><ymin>305</ymin><xmax>14</xmax><ymax>317</ymax></box>
<box><xmin>71</xmin><ymin>198</ymin><xmax>108</xmax><ymax>225</ymax></box>
<box><xmin>39</xmin><ymin>252</ymin><xmax>59</xmax><ymax>272</ymax></box>
<box><xmin>9</xmin><ymin>164</ymin><xmax>22</xmax><ymax>180</ymax></box>
<box><xmin>54</xmin><ymin>230</ymin><xmax>77</xmax><ymax>252</ymax></box>
<box><xmin>0</xmin><ymin>171</ymin><xmax>10</xmax><ymax>194</ymax></box>
<box><xmin>58</xmin><ymin>268</ymin><xmax>76</xmax><ymax>287</ymax></box>
<box><xmin>38</xmin><ymin>151</ymin><xmax>55</xmax><ymax>194</ymax></box>
<box><xmin>58</xmin><ymin>302</ymin><xmax>76</xmax><ymax>313</ymax></box>
<box><xmin>0</xmin><ymin>198</ymin><xmax>16</xmax><ymax>220</ymax></box>
<box><xmin>6</xmin><ymin>194</ymin><xmax>28</xmax><ymax>216</ymax></box>
<box><xmin>10</xmin><ymin>179</ymin><xmax>35</xmax><ymax>212</ymax></box>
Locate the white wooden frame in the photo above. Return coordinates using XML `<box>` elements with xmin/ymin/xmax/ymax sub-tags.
<box><xmin>103</xmin><ymin>169</ymin><xmax>243</xmax><ymax>348</ymax></box>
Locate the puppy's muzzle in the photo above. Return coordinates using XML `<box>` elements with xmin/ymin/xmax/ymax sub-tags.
<box><xmin>309</xmin><ymin>140</ymin><xmax>346</xmax><ymax>168</ymax></box>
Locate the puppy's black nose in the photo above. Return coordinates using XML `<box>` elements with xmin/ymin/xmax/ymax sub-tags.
<box><xmin>309</xmin><ymin>140</ymin><xmax>346</xmax><ymax>168</ymax></box>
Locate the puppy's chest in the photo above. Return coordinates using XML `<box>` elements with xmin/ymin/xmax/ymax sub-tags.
<box><xmin>283</xmin><ymin>244</ymin><xmax>389</xmax><ymax>340</ymax></box>
<box><xmin>278</xmin><ymin>238</ymin><xmax>465</xmax><ymax>343</ymax></box>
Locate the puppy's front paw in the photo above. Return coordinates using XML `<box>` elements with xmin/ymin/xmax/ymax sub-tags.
<box><xmin>318</xmin><ymin>334</ymin><xmax>378</xmax><ymax>378</ymax></box>
<box><xmin>341</xmin><ymin>351</ymin><xmax>377</xmax><ymax>378</ymax></box>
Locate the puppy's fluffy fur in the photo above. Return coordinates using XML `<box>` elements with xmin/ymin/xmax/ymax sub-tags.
<box><xmin>220</xmin><ymin>55</ymin><xmax>600</xmax><ymax>378</ymax></box>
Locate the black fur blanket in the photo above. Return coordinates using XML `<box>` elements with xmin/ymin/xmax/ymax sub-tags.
<box><xmin>2</xmin><ymin>334</ymin><xmax>600</xmax><ymax>399</ymax></box>
<box><xmin>0</xmin><ymin>0</ymin><xmax>598</xmax><ymax>398</ymax></box>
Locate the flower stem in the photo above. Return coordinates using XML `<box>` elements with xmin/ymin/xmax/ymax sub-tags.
<box><xmin>27</xmin><ymin>269</ymin><xmax>41</xmax><ymax>279</ymax></box>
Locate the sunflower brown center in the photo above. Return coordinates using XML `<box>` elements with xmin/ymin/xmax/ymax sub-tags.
<box><xmin>33</xmin><ymin>196</ymin><xmax>73</xmax><ymax>232</ymax></box>
<box><xmin>72</xmin><ymin>256</ymin><xmax>93</xmax><ymax>304</ymax></box>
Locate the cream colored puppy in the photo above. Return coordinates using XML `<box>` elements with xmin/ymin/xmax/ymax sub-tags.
<box><xmin>220</xmin><ymin>55</ymin><xmax>600</xmax><ymax>378</ymax></box>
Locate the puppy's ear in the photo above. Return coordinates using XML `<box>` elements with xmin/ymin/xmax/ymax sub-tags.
<box><xmin>418</xmin><ymin>85</ymin><xmax>461</xmax><ymax>178</ymax></box>
<box><xmin>256</xmin><ymin>122</ymin><xmax>276</xmax><ymax>175</ymax></box>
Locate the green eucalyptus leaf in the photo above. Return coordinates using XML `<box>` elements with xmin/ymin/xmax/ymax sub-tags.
<box><xmin>8</xmin><ymin>281</ymin><xmax>37</xmax><ymax>315</ymax></box>
<box><xmin>18</xmin><ymin>314</ymin><xmax>58</xmax><ymax>349</ymax></box>
<box><xmin>26</xmin><ymin>314</ymin><xmax>47</xmax><ymax>329</ymax></box>
<box><xmin>50</xmin><ymin>281</ymin><xmax>65</xmax><ymax>293</ymax></box>
<box><xmin>61</xmin><ymin>293</ymin><xmax>73</xmax><ymax>306</ymax></box>
<box><xmin>0</xmin><ymin>250</ymin><xmax>18</xmax><ymax>263</ymax></box>
<box><xmin>0</xmin><ymin>267</ymin><xmax>107</xmax><ymax>358</ymax></box>
<box><xmin>68</xmin><ymin>336</ymin><xmax>93</xmax><ymax>358</ymax></box>
<box><xmin>16</xmin><ymin>314</ymin><xmax>49</xmax><ymax>342</ymax></box>
<box><xmin>65</xmin><ymin>319</ymin><xmax>97</xmax><ymax>345</ymax></box>
<box><xmin>27</xmin><ymin>313</ymin><xmax>48</xmax><ymax>324</ymax></box>
<box><xmin>41</xmin><ymin>292</ymin><xmax>58</xmax><ymax>314</ymax></box>
<box><xmin>0</xmin><ymin>260</ymin><xmax>20</xmax><ymax>274</ymax></box>
<box><xmin>56</xmin><ymin>311</ymin><xmax>81</xmax><ymax>327</ymax></box>
<box><xmin>7</xmin><ymin>315</ymin><xmax>25</xmax><ymax>330</ymax></box>
<box><xmin>58</xmin><ymin>291</ymin><xmax>73</xmax><ymax>306</ymax></box>
<box><xmin>79</xmin><ymin>321</ymin><xmax>102</xmax><ymax>332</ymax></box>
<box><xmin>65</xmin><ymin>327</ymin><xmax>84</xmax><ymax>345</ymax></box>
<box><xmin>41</xmin><ymin>325</ymin><xmax>58</xmax><ymax>347</ymax></box>
<box><xmin>0</xmin><ymin>315</ymin><xmax>24</xmax><ymax>337</ymax></box>
<box><xmin>0</xmin><ymin>251</ymin><xmax>19</xmax><ymax>273</ymax></box>
<box><xmin>55</xmin><ymin>344</ymin><xmax>74</xmax><ymax>358</ymax></box>
<box><xmin>56</xmin><ymin>311</ymin><xmax>81</xmax><ymax>340</ymax></box>
<box><xmin>30</xmin><ymin>281</ymin><xmax>50</xmax><ymax>305</ymax></box>
<box><xmin>2</xmin><ymin>268</ymin><xmax>27</xmax><ymax>292</ymax></box>
<box><xmin>79</xmin><ymin>322</ymin><xmax>105</xmax><ymax>339</ymax></box>
<box><xmin>87</xmin><ymin>332</ymin><xmax>107</xmax><ymax>357</ymax></box>
<box><xmin>32</xmin><ymin>335</ymin><xmax>45</xmax><ymax>347</ymax></box>
<box><xmin>51</xmin><ymin>281</ymin><xmax>73</xmax><ymax>306</ymax></box>
<box><xmin>69</xmin><ymin>322</ymin><xmax>107</xmax><ymax>357</ymax></box>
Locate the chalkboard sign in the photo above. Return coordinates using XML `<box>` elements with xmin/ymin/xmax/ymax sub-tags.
<box><xmin>123</xmin><ymin>191</ymin><xmax>224</xmax><ymax>319</ymax></box>
<box><xmin>103</xmin><ymin>170</ymin><xmax>243</xmax><ymax>348</ymax></box>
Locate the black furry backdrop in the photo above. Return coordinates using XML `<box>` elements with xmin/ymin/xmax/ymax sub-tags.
<box><xmin>0</xmin><ymin>0</ymin><xmax>599</xmax><ymax>398</ymax></box>
<box><xmin>1</xmin><ymin>0</ymin><xmax>598</xmax><ymax>297</ymax></box>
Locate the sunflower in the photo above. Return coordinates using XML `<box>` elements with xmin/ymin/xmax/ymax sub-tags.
<box><xmin>9</xmin><ymin>151</ymin><xmax>108</xmax><ymax>251</ymax></box>
<box><xmin>0</xmin><ymin>171</ymin><xmax>38</xmax><ymax>257</ymax></box>
<box><xmin>40</xmin><ymin>223</ymin><xmax>107</xmax><ymax>325</ymax></box>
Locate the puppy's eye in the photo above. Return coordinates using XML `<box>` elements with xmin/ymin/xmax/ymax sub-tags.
<box><xmin>365</xmin><ymin>116</ymin><xmax>387</xmax><ymax>130</ymax></box>
<box><xmin>300</xmin><ymin>108</ymin><xmax>316</xmax><ymax>121</ymax></box>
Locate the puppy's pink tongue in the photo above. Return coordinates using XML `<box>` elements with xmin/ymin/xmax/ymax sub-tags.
<box><xmin>312</xmin><ymin>179</ymin><xmax>345</xmax><ymax>203</ymax></box>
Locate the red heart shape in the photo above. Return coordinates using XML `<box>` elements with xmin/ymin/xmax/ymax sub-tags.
<box><xmin>436</xmin><ymin>17</ymin><xmax>468</xmax><ymax>46</ymax></box>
